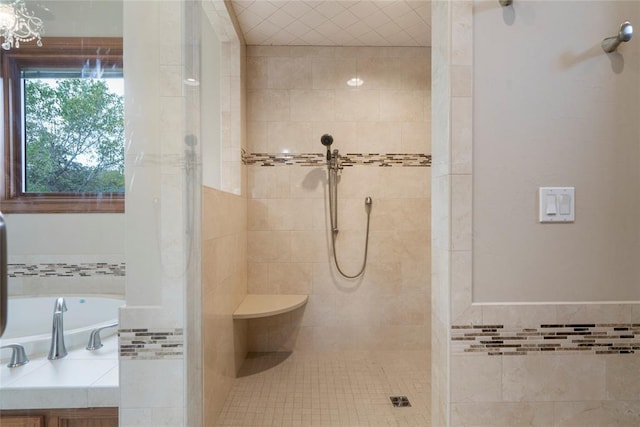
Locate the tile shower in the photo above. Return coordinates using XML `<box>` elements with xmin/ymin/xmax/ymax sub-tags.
<box><xmin>244</xmin><ymin>45</ymin><xmax>431</xmax><ymax>353</ymax></box>
<box><xmin>203</xmin><ymin>45</ymin><xmax>432</xmax><ymax>425</ymax></box>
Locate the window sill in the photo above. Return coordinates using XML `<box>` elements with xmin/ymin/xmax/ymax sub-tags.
<box><xmin>1</xmin><ymin>196</ymin><xmax>124</xmax><ymax>214</ymax></box>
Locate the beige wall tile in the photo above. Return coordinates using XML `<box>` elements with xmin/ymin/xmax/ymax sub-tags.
<box><xmin>247</xmin><ymin>89</ymin><xmax>289</xmax><ymax>122</ymax></box>
<box><xmin>451</xmin><ymin>0</ymin><xmax>473</xmax><ymax>67</ymax></box>
<box><xmin>290</xmin><ymin>230</ymin><xmax>328</xmax><ymax>263</ymax></box>
<box><xmin>555</xmin><ymin>401</ymin><xmax>640</xmax><ymax>426</ymax></box>
<box><xmin>355</xmin><ymin>122</ymin><xmax>402</xmax><ymax>153</ymax></box>
<box><xmin>246</xmin><ymin>56</ymin><xmax>268</xmax><ymax>89</ymax></box>
<box><xmin>606</xmin><ymin>355</ymin><xmax>640</xmax><ymax>400</ymax></box>
<box><xmin>451</xmin><ymin>174</ymin><xmax>472</xmax><ymax>252</ymax></box>
<box><xmin>311</xmin><ymin>57</ymin><xmax>357</xmax><ymax>89</ymax></box>
<box><xmin>247</xmin><ymin>262</ymin><xmax>271</xmax><ymax>294</ymax></box>
<box><xmin>247</xmin><ymin>230</ymin><xmax>291</xmax><ymax>263</ymax></box>
<box><xmin>379</xmin><ymin>91</ymin><xmax>428</xmax><ymax>122</ymax></box>
<box><xmin>451</xmin><ymin>355</ymin><xmax>502</xmax><ymax>403</ymax></box>
<box><xmin>268</xmin><ymin>262</ymin><xmax>313</xmax><ymax>295</ymax></box>
<box><xmin>248</xmin><ymin>167</ymin><xmax>290</xmax><ymax>199</ymax></box>
<box><xmin>289</xmin><ymin>166</ymin><xmax>326</xmax><ymax>199</ymax></box>
<box><xmin>247</xmin><ymin>199</ymin><xmax>268</xmax><ymax>231</ymax></box>
<box><xmin>451</xmin><ymin>250</ymin><xmax>473</xmax><ymax>323</ymax></box>
<box><xmin>267</xmin><ymin>198</ymin><xmax>314</xmax><ymax>231</ymax></box>
<box><xmin>502</xmin><ymin>355</ymin><xmax>606</xmax><ymax>402</ymax></box>
<box><xmin>481</xmin><ymin>305</ymin><xmax>557</xmax><ymax>329</ymax></box>
<box><xmin>556</xmin><ymin>304</ymin><xmax>632</xmax><ymax>324</ymax></box>
<box><xmin>451</xmin><ymin>402</ymin><xmax>555</xmax><ymax>426</ymax></box>
<box><xmin>334</xmin><ymin>90</ymin><xmax>380</xmax><ymax>122</ymax></box>
<box><xmin>289</xmin><ymin>89</ymin><xmax>335</xmax><ymax>122</ymax></box>
<box><xmin>451</xmin><ymin>96</ymin><xmax>472</xmax><ymax>175</ymax></box>
<box><xmin>267</xmin><ymin>121</ymin><xmax>315</xmax><ymax>153</ymax></box>
<box><xmin>451</xmin><ymin>65</ymin><xmax>472</xmax><ymax>98</ymax></box>
<box><xmin>401</xmin><ymin>122</ymin><xmax>430</xmax><ymax>153</ymax></box>
<box><xmin>246</xmin><ymin>121</ymin><xmax>267</xmax><ymax>152</ymax></box>
<box><xmin>268</xmin><ymin>56</ymin><xmax>312</xmax><ymax>89</ymax></box>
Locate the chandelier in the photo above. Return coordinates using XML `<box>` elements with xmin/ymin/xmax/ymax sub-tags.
<box><xmin>0</xmin><ymin>0</ymin><xmax>43</xmax><ymax>50</ymax></box>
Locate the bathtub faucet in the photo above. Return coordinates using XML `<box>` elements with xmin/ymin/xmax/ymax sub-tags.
<box><xmin>0</xmin><ymin>344</ymin><xmax>29</xmax><ymax>367</ymax></box>
<box><xmin>48</xmin><ymin>297</ymin><xmax>68</xmax><ymax>360</ymax></box>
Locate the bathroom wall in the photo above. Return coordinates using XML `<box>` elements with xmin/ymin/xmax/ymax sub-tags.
<box><xmin>202</xmin><ymin>186</ymin><xmax>247</xmax><ymax>425</ymax></box>
<box><xmin>433</xmin><ymin>0</ymin><xmax>640</xmax><ymax>425</ymax></box>
<box><xmin>245</xmin><ymin>46</ymin><xmax>431</xmax><ymax>353</ymax></box>
<box><xmin>474</xmin><ymin>0</ymin><xmax>640</xmax><ymax>303</ymax></box>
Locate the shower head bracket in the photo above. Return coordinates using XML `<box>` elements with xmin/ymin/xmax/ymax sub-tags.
<box><xmin>602</xmin><ymin>21</ymin><xmax>633</xmax><ymax>53</ymax></box>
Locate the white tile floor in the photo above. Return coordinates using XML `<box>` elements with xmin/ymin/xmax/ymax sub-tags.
<box><xmin>216</xmin><ymin>350</ymin><xmax>430</xmax><ymax>427</ymax></box>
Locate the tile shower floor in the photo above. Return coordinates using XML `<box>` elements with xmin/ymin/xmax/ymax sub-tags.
<box><xmin>215</xmin><ymin>350</ymin><xmax>430</xmax><ymax>427</ymax></box>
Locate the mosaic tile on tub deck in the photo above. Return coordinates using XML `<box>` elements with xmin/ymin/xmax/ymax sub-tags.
<box><xmin>8</xmin><ymin>262</ymin><xmax>126</xmax><ymax>278</ymax></box>
<box><xmin>242</xmin><ymin>151</ymin><xmax>431</xmax><ymax>167</ymax></box>
<box><xmin>215</xmin><ymin>350</ymin><xmax>430</xmax><ymax>427</ymax></box>
<box><xmin>451</xmin><ymin>323</ymin><xmax>640</xmax><ymax>355</ymax></box>
<box><xmin>119</xmin><ymin>328</ymin><xmax>184</xmax><ymax>360</ymax></box>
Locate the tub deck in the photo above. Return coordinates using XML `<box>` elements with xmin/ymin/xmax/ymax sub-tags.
<box><xmin>0</xmin><ymin>335</ymin><xmax>118</xmax><ymax>409</ymax></box>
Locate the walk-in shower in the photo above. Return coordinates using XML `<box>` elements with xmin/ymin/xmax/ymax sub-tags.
<box><xmin>321</xmin><ymin>134</ymin><xmax>372</xmax><ymax>279</ymax></box>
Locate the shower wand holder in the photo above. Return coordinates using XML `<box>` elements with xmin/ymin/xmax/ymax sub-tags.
<box><xmin>602</xmin><ymin>21</ymin><xmax>633</xmax><ymax>53</ymax></box>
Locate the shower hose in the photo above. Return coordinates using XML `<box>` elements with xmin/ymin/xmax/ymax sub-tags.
<box><xmin>327</xmin><ymin>165</ymin><xmax>372</xmax><ymax>279</ymax></box>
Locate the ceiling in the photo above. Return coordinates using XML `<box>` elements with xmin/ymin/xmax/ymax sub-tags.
<box><xmin>229</xmin><ymin>1</ymin><xmax>431</xmax><ymax>47</ymax></box>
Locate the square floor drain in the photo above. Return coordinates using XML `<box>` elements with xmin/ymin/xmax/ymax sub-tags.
<box><xmin>390</xmin><ymin>396</ymin><xmax>411</xmax><ymax>407</ymax></box>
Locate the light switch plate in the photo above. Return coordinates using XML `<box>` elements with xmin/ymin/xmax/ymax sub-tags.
<box><xmin>539</xmin><ymin>187</ymin><xmax>575</xmax><ymax>223</ymax></box>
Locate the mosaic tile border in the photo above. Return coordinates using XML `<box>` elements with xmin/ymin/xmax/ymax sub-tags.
<box><xmin>242</xmin><ymin>151</ymin><xmax>431</xmax><ymax>167</ymax></box>
<box><xmin>119</xmin><ymin>328</ymin><xmax>184</xmax><ymax>359</ymax></box>
<box><xmin>452</xmin><ymin>324</ymin><xmax>640</xmax><ymax>356</ymax></box>
<box><xmin>8</xmin><ymin>262</ymin><xmax>126</xmax><ymax>278</ymax></box>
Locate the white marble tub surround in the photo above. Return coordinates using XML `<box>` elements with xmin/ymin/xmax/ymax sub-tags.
<box><xmin>0</xmin><ymin>335</ymin><xmax>118</xmax><ymax>410</ymax></box>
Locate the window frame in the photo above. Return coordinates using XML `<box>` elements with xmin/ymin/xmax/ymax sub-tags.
<box><xmin>1</xmin><ymin>37</ymin><xmax>124</xmax><ymax>214</ymax></box>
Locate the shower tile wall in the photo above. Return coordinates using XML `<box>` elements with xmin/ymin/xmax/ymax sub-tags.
<box><xmin>202</xmin><ymin>186</ymin><xmax>248</xmax><ymax>424</ymax></box>
<box><xmin>245</xmin><ymin>46</ymin><xmax>431</xmax><ymax>353</ymax></box>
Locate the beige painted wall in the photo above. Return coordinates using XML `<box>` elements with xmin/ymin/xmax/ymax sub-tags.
<box><xmin>473</xmin><ymin>0</ymin><xmax>640</xmax><ymax>302</ymax></box>
<box><xmin>246</xmin><ymin>46</ymin><xmax>431</xmax><ymax>352</ymax></box>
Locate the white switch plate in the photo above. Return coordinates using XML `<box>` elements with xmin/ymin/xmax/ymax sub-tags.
<box><xmin>539</xmin><ymin>187</ymin><xmax>575</xmax><ymax>223</ymax></box>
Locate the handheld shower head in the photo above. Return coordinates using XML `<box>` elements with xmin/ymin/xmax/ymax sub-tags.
<box><xmin>602</xmin><ymin>21</ymin><xmax>633</xmax><ymax>53</ymax></box>
<box><xmin>321</xmin><ymin>134</ymin><xmax>333</xmax><ymax>161</ymax></box>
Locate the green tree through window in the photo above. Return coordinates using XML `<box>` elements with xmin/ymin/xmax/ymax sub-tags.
<box><xmin>24</xmin><ymin>78</ymin><xmax>124</xmax><ymax>194</ymax></box>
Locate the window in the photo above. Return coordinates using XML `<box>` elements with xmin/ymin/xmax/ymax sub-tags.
<box><xmin>1</xmin><ymin>38</ymin><xmax>124</xmax><ymax>213</ymax></box>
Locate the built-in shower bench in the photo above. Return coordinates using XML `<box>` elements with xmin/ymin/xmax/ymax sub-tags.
<box><xmin>233</xmin><ymin>294</ymin><xmax>308</xmax><ymax>319</ymax></box>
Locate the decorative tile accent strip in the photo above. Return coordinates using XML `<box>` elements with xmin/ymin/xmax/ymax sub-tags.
<box><xmin>243</xmin><ymin>152</ymin><xmax>431</xmax><ymax>167</ymax></box>
<box><xmin>451</xmin><ymin>324</ymin><xmax>640</xmax><ymax>355</ymax></box>
<box><xmin>8</xmin><ymin>262</ymin><xmax>126</xmax><ymax>278</ymax></box>
<box><xmin>119</xmin><ymin>328</ymin><xmax>184</xmax><ymax>359</ymax></box>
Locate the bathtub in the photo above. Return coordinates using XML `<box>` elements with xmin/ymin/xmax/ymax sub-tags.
<box><xmin>0</xmin><ymin>296</ymin><xmax>123</xmax><ymax>360</ymax></box>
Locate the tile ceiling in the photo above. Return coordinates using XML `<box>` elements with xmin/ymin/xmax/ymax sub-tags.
<box><xmin>229</xmin><ymin>1</ymin><xmax>431</xmax><ymax>47</ymax></box>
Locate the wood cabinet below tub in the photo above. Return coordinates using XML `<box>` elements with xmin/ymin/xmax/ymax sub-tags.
<box><xmin>0</xmin><ymin>408</ymin><xmax>117</xmax><ymax>427</ymax></box>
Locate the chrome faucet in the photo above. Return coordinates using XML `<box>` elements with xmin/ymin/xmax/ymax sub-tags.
<box><xmin>86</xmin><ymin>322</ymin><xmax>118</xmax><ymax>350</ymax></box>
<box><xmin>0</xmin><ymin>344</ymin><xmax>29</xmax><ymax>367</ymax></box>
<box><xmin>48</xmin><ymin>297</ymin><xmax>68</xmax><ymax>360</ymax></box>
